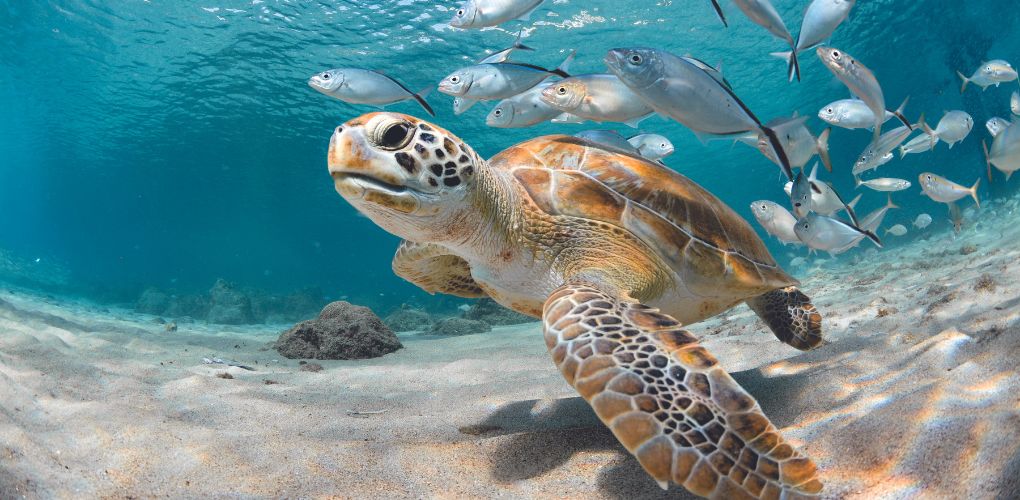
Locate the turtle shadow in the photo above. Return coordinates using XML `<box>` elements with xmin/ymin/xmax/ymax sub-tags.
<box><xmin>477</xmin><ymin>368</ymin><xmax>812</xmax><ymax>499</ymax></box>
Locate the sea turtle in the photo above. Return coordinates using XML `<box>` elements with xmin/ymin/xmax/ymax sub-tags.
<box><xmin>326</xmin><ymin>112</ymin><xmax>824</xmax><ymax>498</ymax></box>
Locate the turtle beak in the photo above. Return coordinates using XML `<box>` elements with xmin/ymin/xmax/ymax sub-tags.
<box><xmin>328</xmin><ymin>116</ymin><xmax>421</xmax><ymax>215</ymax></box>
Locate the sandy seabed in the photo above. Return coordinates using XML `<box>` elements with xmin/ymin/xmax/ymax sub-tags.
<box><xmin>2</xmin><ymin>198</ymin><xmax>1020</xmax><ymax>499</ymax></box>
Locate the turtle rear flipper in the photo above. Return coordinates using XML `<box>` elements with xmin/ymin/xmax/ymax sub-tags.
<box><xmin>543</xmin><ymin>281</ymin><xmax>823</xmax><ymax>498</ymax></box>
<box><xmin>746</xmin><ymin>286</ymin><xmax>823</xmax><ymax>351</ymax></box>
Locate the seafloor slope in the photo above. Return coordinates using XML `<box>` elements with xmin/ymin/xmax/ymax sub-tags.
<box><xmin>1</xmin><ymin>197</ymin><xmax>1019</xmax><ymax>499</ymax></box>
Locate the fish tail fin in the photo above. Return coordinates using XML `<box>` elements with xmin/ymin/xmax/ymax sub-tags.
<box><xmin>551</xmin><ymin>49</ymin><xmax>576</xmax><ymax>78</ymax></box>
<box><xmin>919</xmin><ymin>116</ymin><xmax>938</xmax><ymax>149</ymax></box>
<box><xmin>983</xmin><ymin>139</ymin><xmax>994</xmax><ymax>183</ymax></box>
<box><xmin>512</xmin><ymin>30</ymin><xmax>535</xmax><ymax>52</ymax></box>
<box><xmin>816</xmin><ymin>127</ymin><xmax>832</xmax><ymax>172</ymax></box>
<box><xmin>957</xmin><ymin>71</ymin><xmax>969</xmax><ymax>93</ymax></box>
<box><xmin>788</xmin><ymin>44</ymin><xmax>801</xmax><ymax>82</ymax></box>
<box><xmin>762</xmin><ymin>125</ymin><xmax>793</xmax><ymax>181</ymax></box>
<box><xmin>970</xmin><ymin>178</ymin><xmax>981</xmax><ymax>208</ymax></box>
<box><xmin>413</xmin><ymin>87</ymin><xmax>435</xmax><ymax>116</ymax></box>
<box><xmin>710</xmin><ymin>0</ymin><xmax>728</xmax><ymax>27</ymax></box>
<box><xmin>893</xmin><ymin>96</ymin><xmax>912</xmax><ymax>130</ymax></box>
<box><xmin>847</xmin><ymin>193</ymin><xmax>863</xmax><ymax>211</ymax></box>
<box><xmin>886</xmin><ymin>194</ymin><xmax>899</xmax><ymax>210</ymax></box>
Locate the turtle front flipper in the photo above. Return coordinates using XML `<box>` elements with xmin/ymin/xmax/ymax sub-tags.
<box><xmin>543</xmin><ymin>281</ymin><xmax>822</xmax><ymax>499</ymax></box>
<box><xmin>746</xmin><ymin>286</ymin><xmax>823</xmax><ymax>351</ymax></box>
<box><xmin>392</xmin><ymin>241</ymin><xmax>487</xmax><ymax>298</ymax></box>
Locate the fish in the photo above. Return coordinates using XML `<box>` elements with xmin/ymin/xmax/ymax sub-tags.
<box><xmin>790</xmin><ymin>169</ymin><xmax>814</xmax><ymax>218</ymax></box>
<box><xmin>986</xmin><ymin>117</ymin><xmax>1011</xmax><ymax>138</ymax></box>
<box><xmin>308</xmin><ymin>68</ymin><xmax>434</xmax><ymax>116</ymax></box>
<box><xmin>816</xmin><ymin>46</ymin><xmax>910</xmax><ymax>143</ymax></box>
<box><xmin>605</xmin><ymin>47</ymin><xmax>794</xmax><ymax>180</ymax></box>
<box><xmin>1013</xmin><ymin>91</ymin><xmax>1020</xmax><ymax>118</ymax></box>
<box><xmin>782</xmin><ymin>162</ymin><xmax>857</xmax><ymax>217</ymax></box>
<box><xmin>856</xmin><ymin>177</ymin><xmax>911</xmax><ymax>192</ymax></box>
<box><xmin>743</xmin><ymin>115</ymin><xmax>831</xmax><ymax>171</ymax></box>
<box><xmin>853</xmin><ymin>115</ymin><xmax>929</xmax><ymax>176</ymax></box>
<box><xmin>750</xmin><ymin>200</ymin><xmax>802</xmax><ymax>245</ymax></box>
<box><xmin>898</xmin><ymin>131</ymin><xmax>938</xmax><ymax>158</ymax></box>
<box><xmin>933</xmin><ymin>110</ymin><xmax>974</xmax><ymax>148</ymax></box>
<box><xmin>709</xmin><ymin>0</ymin><xmax>728</xmax><ymax>27</ymax></box>
<box><xmin>627</xmin><ymin>134</ymin><xmax>675</xmax><ymax>160</ymax></box>
<box><xmin>919</xmin><ymin>172</ymin><xmax>980</xmax><ymax>208</ymax></box>
<box><xmin>794</xmin><ymin>212</ymin><xmax>881</xmax><ymax>256</ymax></box>
<box><xmin>948</xmin><ymin>202</ymin><xmax>964</xmax><ymax>234</ymax></box>
<box><xmin>817</xmin><ymin>98</ymin><xmax>904</xmax><ymax>130</ymax></box>
<box><xmin>859</xmin><ymin>194</ymin><xmax>899</xmax><ymax>233</ymax></box>
<box><xmin>771</xmin><ymin>0</ymin><xmax>856</xmax><ymax>82</ymax></box>
<box><xmin>885</xmin><ymin>224</ymin><xmax>907</xmax><ymax>236</ymax></box>
<box><xmin>438</xmin><ymin>52</ymin><xmax>574</xmax><ymax>101</ymax></box>
<box><xmin>450</xmin><ymin>0</ymin><xmax>545</xmax><ymax>29</ymax></box>
<box><xmin>540</xmin><ymin>74</ymin><xmax>654</xmax><ymax>127</ymax></box>
<box><xmin>957</xmin><ymin>59</ymin><xmax>1019</xmax><ymax>93</ymax></box>
<box><xmin>730</xmin><ymin>0</ymin><xmax>799</xmax><ymax>80</ymax></box>
<box><xmin>983</xmin><ymin>120</ymin><xmax>1020</xmax><ymax>181</ymax></box>
<box><xmin>453</xmin><ymin>97</ymin><xmax>477</xmax><ymax>115</ymax></box>
<box><xmin>477</xmin><ymin>31</ymin><xmax>535</xmax><ymax>64</ymax></box>
<box><xmin>574</xmin><ymin>130</ymin><xmax>644</xmax><ymax>156</ymax></box>
<box><xmin>485</xmin><ymin>81</ymin><xmax>563</xmax><ymax>128</ymax></box>
<box><xmin>912</xmin><ymin>213</ymin><xmax>932</xmax><ymax>229</ymax></box>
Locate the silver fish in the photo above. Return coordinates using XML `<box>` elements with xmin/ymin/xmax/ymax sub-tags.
<box><xmin>853</xmin><ymin>115</ymin><xmax>928</xmax><ymax>176</ymax></box>
<box><xmin>605</xmin><ymin>47</ymin><xmax>794</xmax><ymax>179</ymax></box>
<box><xmin>986</xmin><ymin>117</ymin><xmax>1011</xmax><ymax>138</ymax></box>
<box><xmin>859</xmin><ymin>195</ymin><xmax>898</xmax><ymax>233</ymax></box>
<box><xmin>933</xmin><ymin>110</ymin><xmax>974</xmax><ymax>148</ymax></box>
<box><xmin>450</xmin><ymin>0</ymin><xmax>545</xmax><ymax>29</ymax></box>
<box><xmin>750</xmin><ymin>200</ymin><xmax>802</xmax><ymax>245</ymax></box>
<box><xmin>748</xmin><ymin>115</ymin><xmax>831</xmax><ymax>171</ymax></box>
<box><xmin>816</xmin><ymin>46</ymin><xmax>910</xmax><ymax>143</ymax></box>
<box><xmin>308</xmin><ymin>68</ymin><xmax>434</xmax><ymax>116</ymax></box>
<box><xmin>790</xmin><ymin>169</ymin><xmax>813</xmax><ymax>218</ymax></box>
<box><xmin>794</xmin><ymin>212</ymin><xmax>881</xmax><ymax>256</ymax></box>
<box><xmin>984</xmin><ymin>120</ymin><xmax>1020</xmax><ymax>181</ymax></box>
<box><xmin>912</xmin><ymin>213</ymin><xmax>932</xmax><ymax>229</ymax></box>
<box><xmin>477</xmin><ymin>31</ymin><xmax>535</xmax><ymax>64</ymax></box>
<box><xmin>772</xmin><ymin>0</ymin><xmax>856</xmax><ymax>82</ymax></box>
<box><xmin>627</xmin><ymin>134</ymin><xmax>675</xmax><ymax>160</ymax></box>
<box><xmin>817</xmin><ymin>98</ymin><xmax>901</xmax><ymax>130</ymax></box>
<box><xmin>885</xmin><ymin>224</ymin><xmax>907</xmax><ymax>236</ymax></box>
<box><xmin>485</xmin><ymin>81</ymin><xmax>562</xmax><ymax>128</ymax></box>
<box><xmin>948</xmin><ymin>202</ymin><xmax>964</xmax><ymax>234</ymax></box>
<box><xmin>782</xmin><ymin>162</ymin><xmax>856</xmax><ymax>216</ymax></box>
<box><xmin>730</xmin><ymin>0</ymin><xmax>799</xmax><ymax>80</ymax></box>
<box><xmin>438</xmin><ymin>52</ymin><xmax>573</xmax><ymax>101</ymax></box>
<box><xmin>540</xmin><ymin>74</ymin><xmax>654</xmax><ymax>127</ymax></box>
<box><xmin>919</xmin><ymin>172</ymin><xmax>980</xmax><ymax>207</ymax></box>
<box><xmin>574</xmin><ymin>130</ymin><xmax>642</xmax><ymax>156</ymax></box>
<box><xmin>899</xmin><ymin>131</ymin><xmax>937</xmax><ymax>158</ymax></box>
<box><xmin>957</xmin><ymin>60</ymin><xmax>1018</xmax><ymax>93</ymax></box>
<box><xmin>856</xmin><ymin>177</ymin><xmax>911</xmax><ymax>192</ymax></box>
<box><xmin>1012</xmin><ymin>91</ymin><xmax>1020</xmax><ymax>117</ymax></box>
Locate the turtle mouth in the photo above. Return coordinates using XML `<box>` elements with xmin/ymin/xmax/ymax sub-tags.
<box><xmin>332</xmin><ymin>172</ymin><xmax>409</xmax><ymax>194</ymax></box>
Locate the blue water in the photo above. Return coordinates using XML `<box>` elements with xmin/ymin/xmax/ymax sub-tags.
<box><xmin>2</xmin><ymin>0</ymin><xmax>1018</xmax><ymax>315</ymax></box>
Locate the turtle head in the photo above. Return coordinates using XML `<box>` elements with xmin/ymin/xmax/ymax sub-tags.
<box><xmin>328</xmin><ymin>112</ymin><xmax>483</xmax><ymax>241</ymax></box>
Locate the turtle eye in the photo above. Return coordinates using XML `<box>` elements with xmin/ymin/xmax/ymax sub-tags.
<box><xmin>374</xmin><ymin>121</ymin><xmax>413</xmax><ymax>150</ymax></box>
<box><xmin>629</xmin><ymin>54</ymin><xmax>643</xmax><ymax>65</ymax></box>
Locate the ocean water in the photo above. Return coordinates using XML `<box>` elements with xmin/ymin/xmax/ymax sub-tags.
<box><xmin>1</xmin><ymin>1</ymin><xmax>1018</xmax><ymax>314</ymax></box>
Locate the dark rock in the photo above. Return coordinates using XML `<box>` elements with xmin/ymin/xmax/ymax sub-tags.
<box><xmin>275</xmin><ymin>301</ymin><xmax>402</xmax><ymax>360</ymax></box>
<box><xmin>207</xmin><ymin>279</ymin><xmax>254</xmax><ymax>324</ymax></box>
<box><xmin>384</xmin><ymin>304</ymin><xmax>433</xmax><ymax>332</ymax></box>
<box><xmin>216</xmin><ymin>372</ymin><xmax>234</xmax><ymax>379</ymax></box>
<box><xmin>461</xmin><ymin>298</ymin><xmax>535</xmax><ymax>326</ymax></box>
<box><xmin>429</xmin><ymin>317</ymin><xmax>491</xmax><ymax>336</ymax></box>
<box><xmin>135</xmin><ymin>287</ymin><xmax>169</xmax><ymax>315</ymax></box>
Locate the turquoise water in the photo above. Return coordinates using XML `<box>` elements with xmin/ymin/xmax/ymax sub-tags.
<box><xmin>2</xmin><ymin>0</ymin><xmax>1018</xmax><ymax>315</ymax></box>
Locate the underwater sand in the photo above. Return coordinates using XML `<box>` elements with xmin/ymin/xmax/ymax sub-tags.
<box><xmin>2</xmin><ymin>199</ymin><xmax>1020</xmax><ymax>499</ymax></box>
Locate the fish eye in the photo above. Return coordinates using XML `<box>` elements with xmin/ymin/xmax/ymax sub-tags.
<box><xmin>375</xmin><ymin>121</ymin><xmax>413</xmax><ymax>150</ymax></box>
<box><xmin>832</xmin><ymin>51</ymin><xmax>841</xmax><ymax>60</ymax></box>
<box><xmin>557</xmin><ymin>86</ymin><xmax>567</xmax><ymax>95</ymax></box>
<box><xmin>826</xmin><ymin>107</ymin><xmax>833</xmax><ymax>113</ymax></box>
<box><xmin>761</xmin><ymin>204</ymin><xmax>767</xmax><ymax>210</ymax></box>
<box><xmin>456</xmin><ymin>9</ymin><xmax>465</xmax><ymax>16</ymax></box>
<box><xmin>321</xmin><ymin>73</ymin><xmax>330</xmax><ymax>79</ymax></box>
<box><xmin>493</xmin><ymin>108</ymin><xmax>502</xmax><ymax>116</ymax></box>
<box><xmin>629</xmin><ymin>54</ymin><xmax>643</xmax><ymax>65</ymax></box>
<box><xmin>450</xmin><ymin>76</ymin><xmax>460</xmax><ymax>83</ymax></box>
<box><xmin>660</xmin><ymin>143</ymin><xmax>667</xmax><ymax>148</ymax></box>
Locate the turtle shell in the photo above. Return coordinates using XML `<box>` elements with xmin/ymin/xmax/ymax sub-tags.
<box><xmin>490</xmin><ymin>135</ymin><xmax>795</xmax><ymax>298</ymax></box>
